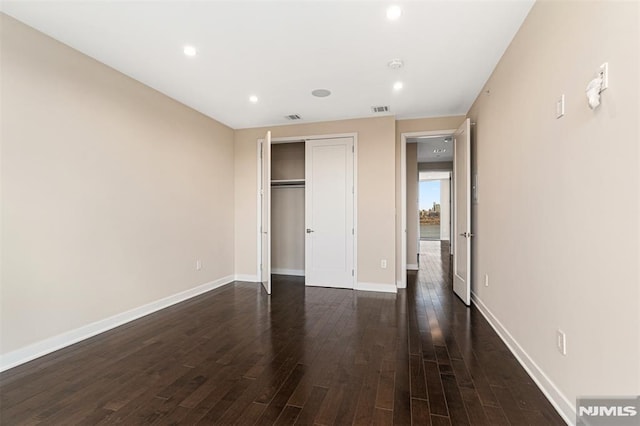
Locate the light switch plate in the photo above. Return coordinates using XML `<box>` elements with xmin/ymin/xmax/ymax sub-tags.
<box><xmin>599</xmin><ymin>62</ymin><xmax>608</xmax><ymax>91</ymax></box>
<box><xmin>556</xmin><ymin>94</ymin><xmax>565</xmax><ymax>119</ymax></box>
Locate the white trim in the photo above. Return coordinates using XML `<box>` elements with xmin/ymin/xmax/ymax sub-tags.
<box><xmin>256</xmin><ymin>139</ymin><xmax>263</xmax><ymax>281</ymax></box>
<box><xmin>355</xmin><ymin>281</ymin><xmax>398</xmax><ymax>294</ymax></box>
<box><xmin>400</xmin><ymin>137</ymin><xmax>407</xmax><ymax>289</ymax></box>
<box><xmin>271</xmin><ymin>268</ymin><xmax>305</xmax><ymax>277</ymax></box>
<box><xmin>235</xmin><ymin>274</ymin><xmax>259</xmax><ymax>282</ymax></box>
<box><xmin>407</xmin><ymin>263</ymin><xmax>419</xmax><ymax>271</ymax></box>
<box><xmin>277</xmin><ymin>132</ymin><xmax>358</xmax><ymax>143</ymax></box>
<box><xmin>0</xmin><ymin>276</ymin><xmax>235</xmax><ymax>372</ymax></box>
<box><xmin>352</xmin><ymin>134</ymin><xmax>359</xmax><ymax>290</ymax></box>
<box><xmin>471</xmin><ymin>291</ymin><xmax>575</xmax><ymax>425</ymax></box>
<box><xmin>400</xmin><ymin>129</ymin><xmax>457</xmax><ymax>290</ymax></box>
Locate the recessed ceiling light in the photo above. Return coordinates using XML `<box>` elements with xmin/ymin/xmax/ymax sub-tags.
<box><xmin>249</xmin><ymin>95</ymin><xmax>258</xmax><ymax>103</ymax></box>
<box><xmin>311</xmin><ymin>89</ymin><xmax>331</xmax><ymax>98</ymax></box>
<box><xmin>393</xmin><ymin>81</ymin><xmax>403</xmax><ymax>90</ymax></box>
<box><xmin>183</xmin><ymin>45</ymin><xmax>197</xmax><ymax>57</ymax></box>
<box><xmin>386</xmin><ymin>5</ymin><xmax>402</xmax><ymax>20</ymax></box>
<box><xmin>387</xmin><ymin>59</ymin><xmax>404</xmax><ymax>69</ymax></box>
<box><xmin>444</xmin><ymin>137</ymin><xmax>452</xmax><ymax>143</ymax></box>
<box><xmin>434</xmin><ymin>148</ymin><xmax>447</xmax><ymax>153</ymax></box>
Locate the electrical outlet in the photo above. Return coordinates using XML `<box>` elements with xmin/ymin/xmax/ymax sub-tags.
<box><xmin>484</xmin><ymin>274</ymin><xmax>489</xmax><ymax>287</ymax></box>
<box><xmin>196</xmin><ymin>260</ymin><xmax>202</xmax><ymax>271</ymax></box>
<box><xmin>556</xmin><ymin>329</ymin><xmax>567</xmax><ymax>356</ymax></box>
<box><xmin>380</xmin><ymin>259</ymin><xmax>387</xmax><ymax>269</ymax></box>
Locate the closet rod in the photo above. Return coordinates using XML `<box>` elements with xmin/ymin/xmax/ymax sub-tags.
<box><xmin>271</xmin><ymin>184</ymin><xmax>305</xmax><ymax>189</ymax></box>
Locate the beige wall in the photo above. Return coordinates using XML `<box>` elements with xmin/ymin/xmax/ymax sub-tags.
<box><xmin>395</xmin><ymin>117</ymin><xmax>464</xmax><ymax>284</ymax></box>
<box><xmin>234</xmin><ymin>116</ymin><xmax>397</xmax><ymax>287</ymax></box>
<box><xmin>467</xmin><ymin>0</ymin><xmax>639</xmax><ymax>415</ymax></box>
<box><xmin>1</xmin><ymin>15</ymin><xmax>235</xmax><ymax>355</ymax></box>
<box><xmin>270</xmin><ymin>143</ymin><xmax>305</xmax><ymax>274</ymax></box>
<box><xmin>406</xmin><ymin>144</ymin><xmax>418</xmax><ymax>268</ymax></box>
<box><xmin>271</xmin><ymin>188</ymin><xmax>305</xmax><ymax>274</ymax></box>
<box><xmin>271</xmin><ymin>142</ymin><xmax>305</xmax><ymax>181</ymax></box>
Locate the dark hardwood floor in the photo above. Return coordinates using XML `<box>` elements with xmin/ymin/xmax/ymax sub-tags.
<box><xmin>0</xmin><ymin>241</ymin><xmax>564</xmax><ymax>425</ymax></box>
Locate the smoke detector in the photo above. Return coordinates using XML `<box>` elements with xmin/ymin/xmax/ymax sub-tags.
<box><xmin>387</xmin><ymin>59</ymin><xmax>404</xmax><ymax>69</ymax></box>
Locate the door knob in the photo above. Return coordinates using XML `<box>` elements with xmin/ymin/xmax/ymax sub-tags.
<box><xmin>306</xmin><ymin>228</ymin><xmax>314</xmax><ymax>233</ymax></box>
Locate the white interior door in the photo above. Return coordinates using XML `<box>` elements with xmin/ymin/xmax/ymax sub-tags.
<box><xmin>260</xmin><ymin>131</ymin><xmax>272</xmax><ymax>294</ymax></box>
<box><xmin>305</xmin><ymin>138</ymin><xmax>354</xmax><ymax>289</ymax></box>
<box><xmin>453</xmin><ymin>119</ymin><xmax>471</xmax><ymax>305</ymax></box>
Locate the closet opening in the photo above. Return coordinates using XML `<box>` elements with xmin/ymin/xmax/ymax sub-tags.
<box><xmin>258</xmin><ymin>134</ymin><xmax>357</xmax><ymax>295</ymax></box>
<box><xmin>271</xmin><ymin>141</ymin><xmax>306</xmax><ymax>278</ymax></box>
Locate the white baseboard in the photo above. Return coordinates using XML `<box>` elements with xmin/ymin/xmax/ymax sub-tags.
<box><xmin>0</xmin><ymin>275</ymin><xmax>235</xmax><ymax>373</ymax></box>
<box><xmin>471</xmin><ymin>291</ymin><xmax>575</xmax><ymax>425</ymax></box>
<box><xmin>355</xmin><ymin>281</ymin><xmax>398</xmax><ymax>294</ymax></box>
<box><xmin>234</xmin><ymin>274</ymin><xmax>259</xmax><ymax>282</ymax></box>
<box><xmin>271</xmin><ymin>268</ymin><xmax>305</xmax><ymax>277</ymax></box>
<box><xmin>407</xmin><ymin>263</ymin><xmax>419</xmax><ymax>271</ymax></box>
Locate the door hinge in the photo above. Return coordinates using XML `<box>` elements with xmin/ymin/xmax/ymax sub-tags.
<box><xmin>352</xmin><ymin>269</ymin><xmax>354</xmax><ymax>276</ymax></box>
<box><xmin>352</xmin><ymin>228</ymin><xmax>354</xmax><ymax>235</ymax></box>
<box><xmin>260</xmin><ymin>263</ymin><xmax>263</xmax><ymax>270</ymax></box>
<box><xmin>352</xmin><ymin>145</ymin><xmax>354</xmax><ymax>153</ymax></box>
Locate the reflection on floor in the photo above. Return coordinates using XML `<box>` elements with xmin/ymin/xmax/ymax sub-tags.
<box><xmin>0</xmin><ymin>242</ymin><xmax>563</xmax><ymax>424</ymax></box>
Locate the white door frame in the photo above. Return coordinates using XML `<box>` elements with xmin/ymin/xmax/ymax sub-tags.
<box><xmin>400</xmin><ymin>129</ymin><xmax>457</xmax><ymax>289</ymax></box>
<box><xmin>257</xmin><ymin>132</ymin><xmax>358</xmax><ymax>287</ymax></box>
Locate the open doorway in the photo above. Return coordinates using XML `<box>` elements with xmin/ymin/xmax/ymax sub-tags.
<box><xmin>400</xmin><ymin>119</ymin><xmax>472</xmax><ymax>305</ymax></box>
<box><xmin>400</xmin><ymin>129</ymin><xmax>456</xmax><ymax>288</ymax></box>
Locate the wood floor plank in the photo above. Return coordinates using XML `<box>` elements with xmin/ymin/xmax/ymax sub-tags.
<box><xmin>441</xmin><ymin>373</ymin><xmax>471</xmax><ymax>426</ymax></box>
<box><xmin>273</xmin><ymin>404</ymin><xmax>301</xmax><ymax>425</ymax></box>
<box><xmin>255</xmin><ymin>363</ymin><xmax>305</xmax><ymax>425</ymax></box>
<box><xmin>411</xmin><ymin>397</ymin><xmax>432</xmax><ymax>426</ymax></box>
<box><xmin>424</xmin><ymin>360</ymin><xmax>449</xmax><ymax>417</ymax></box>
<box><xmin>374</xmin><ymin>359</ymin><xmax>396</xmax><ymax>410</ymax></box>
<box><xmin>371</xmin><ymin>407</ymin><xmax>394</xmax><ymax>426</ymax></box>
<box><xmin>458</xmin><ymin>386</ymin><xmax>491</xmax><ymax>425</ymax></box>
<box><xmin>431</xmin><ymin>414</ymin><xmax>453</xmax><ymax>426</ymax></box>
<box><xmin>293</xmin><ymin>385</ymin><xmax>327</xmax><ymax>425</ymax></box>
<box><xmin>0</xmin><ymin>242</ymin><xmax>564</xmax><ymax>426</ymax></box>
<box><xmin>409</xmin><ymin>354</ymin><xmax>428</xmax><ymax>400</ymax></box>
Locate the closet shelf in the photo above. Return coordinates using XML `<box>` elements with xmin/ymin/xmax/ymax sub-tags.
<box><xmin>271</xmin><ymin>179</ymin><xmax>305</xmax><ymax>187</ymax></box>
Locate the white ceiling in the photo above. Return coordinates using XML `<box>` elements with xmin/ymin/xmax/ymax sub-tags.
<box><xmin>409</xmin><ymin>135</ymin><xmax>454</xmax><ymax>163</ymax></box>
<box><xmin>1</xmin><ymin>1</ymin><xmax>534</xmax><ymax>129</ymax></box>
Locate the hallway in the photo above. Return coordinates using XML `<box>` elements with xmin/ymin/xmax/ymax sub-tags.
<box><xmin>0</xmin><ymin>242</ymin><xmax>563</xmax><ymax>424</ymax></box>
<box><xmin>405</xmin><ymin>241</ymin><xmax>563</xmax><ymax>424</ymax></box>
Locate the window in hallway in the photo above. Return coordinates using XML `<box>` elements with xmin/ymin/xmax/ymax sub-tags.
<box><xmin>419</xmin><ymin>179</ymin><xmax>441</xmax><ymax>240</ymax></box>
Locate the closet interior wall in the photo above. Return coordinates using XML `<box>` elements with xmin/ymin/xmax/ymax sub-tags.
<box><xmin>271</xmin><ymin>142</ymin><xmax>305</xmax><ymax>277</ymax></box>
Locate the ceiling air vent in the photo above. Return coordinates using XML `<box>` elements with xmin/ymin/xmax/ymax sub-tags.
<box><xmin>285</xmin><ymin>114</ymin><xmax>302</xmax><ymax>120</ymax></box>
<box><xmin>371</xmin><ymin>105</ymin><xmax>390</xmax><ymax>113</ymax></box>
